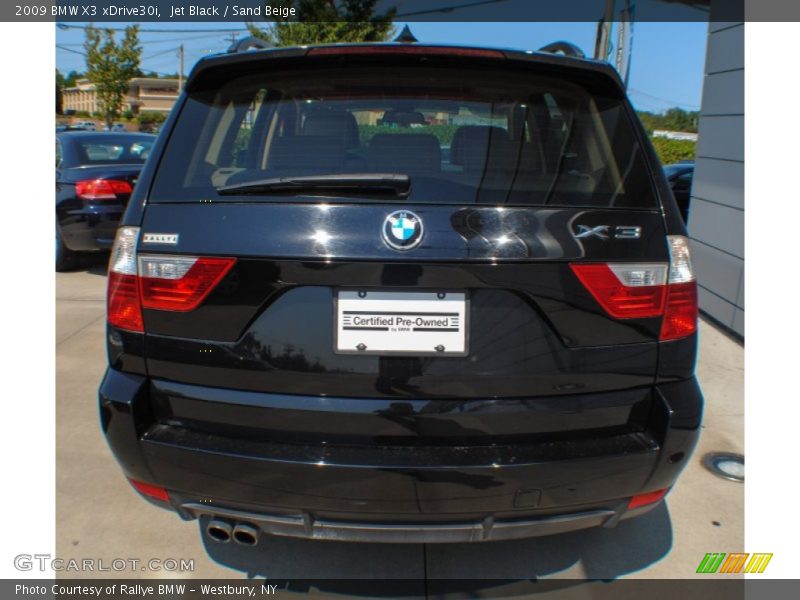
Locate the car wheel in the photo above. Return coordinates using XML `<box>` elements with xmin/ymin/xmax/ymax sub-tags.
<box><xmin>56</xmin><ymin>227</ymin><xmax>78</xmax><ymax>272</ymax></box>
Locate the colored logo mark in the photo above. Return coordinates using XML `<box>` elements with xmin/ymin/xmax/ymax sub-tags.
<box><xmin>696</xmin><ymin>552</ymin><xmax>772</xmax><ymax>574</ymax></box>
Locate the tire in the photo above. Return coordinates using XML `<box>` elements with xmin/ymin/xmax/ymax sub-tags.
<box><xmin>55</xmin><ymin>226</ymin><xmax>78</xmax><ymax>272</ymax></box>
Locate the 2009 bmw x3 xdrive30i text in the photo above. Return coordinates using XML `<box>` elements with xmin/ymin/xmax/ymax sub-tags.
<box><xmin>100</xmin><ymin>42</ymin><xmax>703</xmax><ymax>544</ymax></box>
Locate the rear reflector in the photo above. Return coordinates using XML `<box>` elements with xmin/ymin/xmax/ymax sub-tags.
<box><xmin>661</xmin><ymin>236</ymin><xmax>698</xmax><ymax>340</ymax></box>
<box><xmin>308</xmin><ymin>45</ymin><xmax>505</xmax><ymax>59</ymax></box>
<box><xmin>76</xmin><ymin>178</ymin><xmax>132</xmax><ymax>200</ymax></box>
<box><xmin>628</xmin><ymin>487</ymin><xmax>668</xmax><ymax>510</ymax></box>
<box><xmin>570</xmin><ymin>236</ymin><xmax>698</xmax><ymax>340</ymax></box>
<box><xmin>128</xmin><ymin>478</ymin><xmax>170</xmax><ymax>502</ymax></box>
<box><xmin>138</xmin><ymin>255</ymin><xmax>236</xmax><ymax>312</ymax></box>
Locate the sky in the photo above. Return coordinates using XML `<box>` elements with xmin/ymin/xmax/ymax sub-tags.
<box><xmin>56</xmin><ymin>21</ymin><xmax>707</xmax><ymax>113</ymax></box>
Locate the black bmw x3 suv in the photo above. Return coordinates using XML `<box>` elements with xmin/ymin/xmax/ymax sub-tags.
<box><xmin>100</xmin><ymin>42</ymin><xmax>703</xmax><ymax>545</ymax></box>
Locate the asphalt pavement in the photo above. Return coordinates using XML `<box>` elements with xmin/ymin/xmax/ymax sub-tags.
<box><xmin>55</xmin><ymin>259</ymin><xmax>744</xmax><ymax>590</ymax></box>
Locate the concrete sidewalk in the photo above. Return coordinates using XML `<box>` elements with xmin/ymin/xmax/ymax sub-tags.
<box><xmin>56</xmin><ymin>264</ymin><xmax>743</xmax><ymax>585</ymax></box>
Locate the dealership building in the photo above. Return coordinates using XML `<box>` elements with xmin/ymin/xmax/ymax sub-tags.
<box><xmin>62</xmin><ymin>77</ymin><xmax>179</xmax><ymax>115</ymax></box>
<box><xmin>689</xmin><ymin>11</ymin><xmax>744</xmax><ymax>337</ymax></box>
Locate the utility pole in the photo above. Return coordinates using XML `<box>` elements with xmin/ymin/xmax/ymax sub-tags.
<box><xmin>615</xmin><ymin>1</ymin><xmax>634</xmax><ymax>88</ymax></box>
<box><xmin>225</xmin><ymin>32</ymin><xmax>240</xmax><ymax>53</ymax></box>
<box><xmin>178</xmin><ymin>44</ymin><xmax>184</xmax><ymax>92</ymax></box>
<box><xmin>593</xmin><ymin>0</ymin><xmax>634</xmax><ymax>89</ymax></box>
<box><xmin>594</xmin><ymin>0</ymin><xmax>615</xmax><ymax>61</ymax></box>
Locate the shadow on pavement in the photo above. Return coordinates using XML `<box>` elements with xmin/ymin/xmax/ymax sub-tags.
<box><xmin>66</xmin><ymin>251</ymin><xmax>109</xmax><ymax>276</ymax></box>
<box><xmin>199</xmin><ymin>503</ymin><xmax>672</xmax><ymax>596</ymax></box>
<box><xmin>425</xmin><ymin>503</ymin><xmax>672</xmax><ymax>580</ymax></box>
<box><xmin>86</xmin><ymin>262</ymin><xmax>109</xmax><ymax>276</ymax></box>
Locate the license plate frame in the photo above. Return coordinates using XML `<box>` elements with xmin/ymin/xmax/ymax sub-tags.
<box><xmin>333</xmin><ymin>289</ymin><xmax>469</xmax><ymax>356</ymax></box>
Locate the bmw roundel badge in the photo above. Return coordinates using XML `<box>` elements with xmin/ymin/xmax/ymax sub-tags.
<box><xmin>382</xmin><ymin>210</ymin><xmax>424</xmax><ymax>251</ymax></box>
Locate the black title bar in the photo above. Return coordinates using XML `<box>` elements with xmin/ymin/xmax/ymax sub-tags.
<box><xmin>3</xmin><ymin>0</ymin><xmax>770</xmax><ymax>24</ymax></box>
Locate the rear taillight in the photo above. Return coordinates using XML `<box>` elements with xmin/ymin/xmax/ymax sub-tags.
<box><xmin>107</xmin><ymin>228</ymin><xmax>235</xmax><ymax>331</ymax></box>
<box><xmin>660</xmin><ymin>235</ymin><xmax>698</xmax><ymax>341</ymax></box>
<box><xmin>569</xmin><ymin>263</ymin><xmax>667</xmax><ymax>319</ymax></box>
<box><xmin>76</xmin><ymin>178</ymin><xmax>132</xmax><ymax>200</ymax></box>
<box><xmin>570</xmin><ymin>235</ymin><xmax>698</xmax><ymax>341</ymax></box>
<box><xmin>107</xmin><ymin>227</ymin><xmax>143</xmax><ymax>332</ymax></box>
<box><xmin>138</xmin><ymin>255</ymin><xmax>236</xmax><ymax>312</ymax></box>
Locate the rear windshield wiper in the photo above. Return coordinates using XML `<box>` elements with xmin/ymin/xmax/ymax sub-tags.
<box><xmin>216</xmin><ymin>173</ymin><xmax>411</xmax><ymax>197</ymax></box>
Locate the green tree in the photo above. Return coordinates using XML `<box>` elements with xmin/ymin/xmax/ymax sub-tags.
<box><xmin>636</xmin><ymin>110</ymin><xmax>657</xmax><ymax>135</ymax></box>
<box><xmin>55</xmin><ymin>70</ymin><xmax>64</xmax><ymax>114</ymax></box>
<box><xmin>636</xmin><ymin>108</ymin><xmax>699</xmax><ymax>134</ymax></box>
<box><xmin>650</xmin><ymin>137</ymin><xmax>696</xmax><ymax>165</ymax></box>
<box><xmin>248</xmin><ymin>0</ymin><xmax>395</xmax><ymax>46</ymax></box>
<box><xmin>84</xmin><ymin>24</ymin><xmax>141</xmax><ymax>128</ymax></box>
<box><xmin>137</xmin><ymin>111</ymin><xmax>167</xmax><ymax>133</ymax></box>
<box><xmin>63</xmin><ymin>70</ymin><xmax>83</xmax><ymax>87</ymax></box>
<box><xmin>662</xmin><ymin>107</ymin><xmax>697</xmax><ymax>132</ymax></box>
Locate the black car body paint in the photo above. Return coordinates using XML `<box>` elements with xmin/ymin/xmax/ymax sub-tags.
<box><xmin>101</xmin><ymin>44</ymin><xmax>703</xmax><ymax>543</ymax></box>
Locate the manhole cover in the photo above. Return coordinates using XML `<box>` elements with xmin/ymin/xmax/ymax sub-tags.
<box><xmin>702</xmin><ymin>452</ymin><xmax>744</xmax><ymax>482</ymax></box>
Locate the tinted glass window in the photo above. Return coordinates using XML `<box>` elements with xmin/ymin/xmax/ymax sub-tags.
<box><xmin>71</xmin><ymin>135</ymin><xmax>154</xmax><ymax>165</ymax></box>
<box><xmin>151</xmin><ymin>65</ymin><xmax>656</xmax><ymax>208</ymax></box>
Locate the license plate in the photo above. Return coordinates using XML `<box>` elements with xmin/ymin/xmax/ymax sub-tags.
<box><xmin>335</xmin><ymin>290</ymin><xmax>468</xmax><ymax>356</ymax></box>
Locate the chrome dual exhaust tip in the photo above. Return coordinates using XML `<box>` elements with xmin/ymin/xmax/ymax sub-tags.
<box><xmin>232</xmin><ymin>522</ymin><xmax>259</xmax><ymax>546</ymax></box>
<box><xmin>207</xmin><ymin>518</ymin><xmax>260</xmax><ymax>546</ymax></box>
<box><xmin>206</xmin><ymin>519</ymin><xmax>233</xmax><ymax>543</ymax></box>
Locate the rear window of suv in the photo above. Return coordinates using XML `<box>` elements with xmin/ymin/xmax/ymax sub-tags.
<box><xmin>150</xmin><ymin>63</ymin><xmax>657</xmax><ymax>208</ymax></box>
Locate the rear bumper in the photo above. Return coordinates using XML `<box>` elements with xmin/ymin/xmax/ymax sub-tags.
<box><xmin>180</xmin><ymin>502</ymin><xmax>656</xmax><ymax>544</ymax></box>
<box><xmin>58</xmin><ymin>205</ymin><xmax>122</xmax><ymax>251</ymax></box>
<box><xmin>99</xmin><ymin>369</ymin><xmax>702</xmax><ymax>542</ymax></box>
